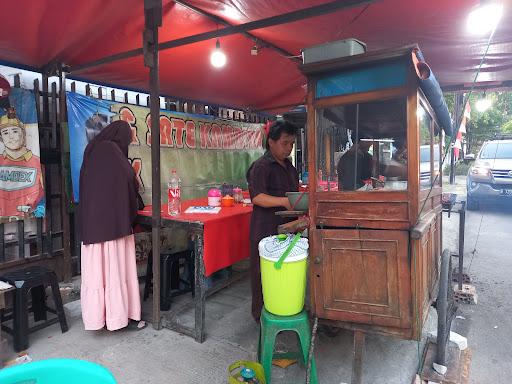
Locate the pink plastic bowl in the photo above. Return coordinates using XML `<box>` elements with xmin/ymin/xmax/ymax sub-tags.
<box><xmin>208</xmin><ymin>188</ymin><xmax>222</xmax><ymax>197</ymax></box>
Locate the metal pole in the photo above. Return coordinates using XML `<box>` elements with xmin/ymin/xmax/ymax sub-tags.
<box><xmin>354</xmin><ymin>104</ymin><xmax>359</xmax><ymax>189</ymax></box>
<box><xmin>458</xmin><ymin>201</ymin><xmax>466</xmax><ymax>290</ymax></box>
<box><xmin>450</xmin><ymin>93</ymin><xmax>463</xmax><ymax>185</ymax></box>
<box><xmin>436</xmin><ymin>249</ymin><xmax>451</xmax><ymax>366</ymax></box>
<box><xmin>144</xmin><ymin>0</ymin><xmax>163</xmax><ymax>330</ymax></box>
<box><xmin>58</xmin><ymin>68</ymin><xmax>73</xmax><ymax>282</ymax></box>
<box><xmin>301</xmin><ymin>127</ymin><xmax>306</xmax><ymax>175</ymax></box>
<box><xmin>449</xmin><ymin>146</ymin><xmax>455</xmax><ymax>184</ymax></box>
<box><xmin>42</xmin><ymin>74</ymin><xmax>54</xmax><ymax>256</ymax></box>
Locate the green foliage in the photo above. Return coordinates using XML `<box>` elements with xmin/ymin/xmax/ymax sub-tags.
<box><xmin>444</xmin><ymin>93</ymin><xmax>455</xmax><ymax>116</ymax></box>
<box><xmin>454</xmin><ymin>161</ymin><xmax>471</xmax><ymax>176</ymax></box>
<box><xmin>443</xmin><ymin>91</ymin><xmax>512</xmax><ymax>153</ymax></box>
<box><xmin>443</xmin><ymin>161</ymin><xmax>471</xmax><ymax>176</ymax></box>
<box><xmin>503</xmin><ymin>119</ymin><xmax>512</xmax><ymax>133</ymax></box>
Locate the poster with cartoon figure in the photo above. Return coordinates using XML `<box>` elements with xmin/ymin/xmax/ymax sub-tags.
<box><xmin>0</xmin><ymin>87</ymin><xmax>45</xmax><ymax>222</ymax></box>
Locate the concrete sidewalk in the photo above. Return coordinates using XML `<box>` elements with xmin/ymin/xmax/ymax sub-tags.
<box><xmin>2</xmin><ymin>195</ymin><xmax>493</xmax><ymax>384</ymax></box>
<box><xmin>443</xmin><ymin>175</ymin><xmax>467</xmax><ymax>198</ymax></box>
<box><xmin>3</xmin><ymin>277</ymin><xmax>438</xmax><ymax>384</ymax></box>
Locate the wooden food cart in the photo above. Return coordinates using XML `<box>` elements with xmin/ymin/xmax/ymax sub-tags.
<box><xmin>302</xmin><ymin>45</ymin><xmax>456</xmax><ymax>382</ymax></box>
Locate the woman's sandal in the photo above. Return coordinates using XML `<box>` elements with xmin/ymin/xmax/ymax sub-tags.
<box><xmin>127</xmin><ymin>320</ymin><xmax>147</xmax><ymax>331</ymax></box>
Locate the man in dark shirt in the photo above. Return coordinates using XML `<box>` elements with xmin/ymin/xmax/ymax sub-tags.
<box><xmin>337</xmin><ymin>138</ymin><xmax>373</xmax><ymax>191</ymax></box>
<box><xmin>382</xmin><ymin>139</ymin><xmax>408</xmax><ymax>180</ymax></box>
<box><xmin>246</xmin><ymin>120</ymin><xmax>299</xmax><ymax>321</ymax></box>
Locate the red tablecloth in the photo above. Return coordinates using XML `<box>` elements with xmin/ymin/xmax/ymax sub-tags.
<box><xmin>138</xmin><ymin>198</ymin><xmax>252</xmax><ymax>277</ymax></box>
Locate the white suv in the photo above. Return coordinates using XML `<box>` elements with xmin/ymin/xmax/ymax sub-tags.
<box><xmin>466</xmin><ymin>137</ymin><xmax>512</xmax><ymax>210</ymax></box>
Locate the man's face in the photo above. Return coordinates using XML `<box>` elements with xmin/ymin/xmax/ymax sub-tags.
<box><xmin>1</xmin><ymin>126</ymin><xmax>25</xmax><ymax>150</ymax></box>
<box><xmin>269</xmin><ymin>132</ymin><xmax>296</xmax><ymax>162</ymax></box>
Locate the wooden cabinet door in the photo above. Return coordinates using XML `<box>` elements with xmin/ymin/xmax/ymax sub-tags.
<box><xmin>310</xmin><ymin>228</ymin><xmax>411</xmax><ymax>329</ymax></box>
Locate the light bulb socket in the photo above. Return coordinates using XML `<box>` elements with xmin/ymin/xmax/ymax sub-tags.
<box><xmin>216</xmin><ymin>39</ymin><xmax>220</xmax><ymax>49</ymax></box>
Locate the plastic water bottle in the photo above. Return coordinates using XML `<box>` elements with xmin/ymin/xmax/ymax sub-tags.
<box><xmin>168</xmin><ymin>169</ymin><xmax>181</xmax><ymax>216</ymax></box>
<box><xmin>302</xmin><ymin>170</ymin><xmax>309</xmax><ymax>185</ymax></box>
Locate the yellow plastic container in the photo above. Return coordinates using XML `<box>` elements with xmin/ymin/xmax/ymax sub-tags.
<box><xmin>259</xmin><ymin>235</ymin><xmax>308</xmax><ymax>316</ymax></box>
<box><xmin>227</xmin><ymin>360</ymin><xmax>266</xmax><ymax>384</ymax></box>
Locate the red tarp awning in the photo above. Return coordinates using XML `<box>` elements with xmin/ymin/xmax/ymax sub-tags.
<box><xmin>1</xmin><ymin>0</ymin><xmax>511</xmax><ymax>111</ymax></box>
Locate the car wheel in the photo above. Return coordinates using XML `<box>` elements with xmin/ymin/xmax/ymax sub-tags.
<box><xmin>467</xmin><ymin>196</ymin><xmax>479</xmax><ymax>210</ymax></box>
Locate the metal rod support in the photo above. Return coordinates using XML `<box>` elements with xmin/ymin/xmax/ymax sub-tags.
<box><xmin>458</xmin><ymin>202</ymin><xmax>466</xmax><ymax>290</ymax></box>
<box><xmin>71</xmin><ymin>0</ymin><xmax>376</xmax><ymax>72</ymax></box>
<box><xmin>58</xmin><ymin>70</ymin><xmax>73</xmax><ymax>282</ymax></box>
<box><xmin>174</xmin><ymin>0</ymin><xmax>298</xmax><ymax>60</ymax></box>
<box><xmin>145</xmin><ymin>0</ymin><xmax>163</xmax><ymax>330</ymax></box>
<box><xmin>351</xmin><ymin>330</ymin><xmax>365</xmax><ymax>384</ymax></box>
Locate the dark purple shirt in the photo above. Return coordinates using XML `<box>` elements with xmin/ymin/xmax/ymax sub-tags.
<box><xmin>246</xmin><ymin>151</ymin><xmax>299</xmax><ymax>242</ymax></box>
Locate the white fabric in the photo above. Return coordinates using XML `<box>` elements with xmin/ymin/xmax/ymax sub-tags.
<box><xmin>258</xmin><ymin>235</ymin><xmax>308</xmax><ymax>262</ymax></box>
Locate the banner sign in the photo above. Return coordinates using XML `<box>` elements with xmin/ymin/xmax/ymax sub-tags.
<box><xmin>0</xmin><ymin>88</ymin><xmax>45</xmax><ymax>222</ymax></box>
<box><xmin>66</xmin><ymin>92</ymin><xmax>264</xmax><ymax>202</ymax></box>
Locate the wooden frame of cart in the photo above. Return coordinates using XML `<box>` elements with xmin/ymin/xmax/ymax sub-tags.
<box><xmin>302</xmin><ymin>45</ymin><xmax>456</xmax><ymax>381</ymax></box>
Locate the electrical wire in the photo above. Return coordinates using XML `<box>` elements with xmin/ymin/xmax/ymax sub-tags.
<box><xmin>467</xmin><ymin>213</ymin><xmax>484</xmax><ymax>274</ymax></box>
<box><xmin>335</xmin><ymin>4</ymin><xmax>371</xmax><ymax>39</ymax></box>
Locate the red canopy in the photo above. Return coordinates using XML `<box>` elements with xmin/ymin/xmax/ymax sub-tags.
<box><xmin>1</xmin><ymin>0</ymin><xmax>511</xmax><ymax>111</ymax></box>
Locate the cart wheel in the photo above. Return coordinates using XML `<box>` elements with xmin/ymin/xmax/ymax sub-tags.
<box><xmin>435</xmin><ymin>249</ymin><xmax>457</xmax><ymax>366</ymax></box>
<box><xmin>319</xmin><ymin>324</ymin><xmax>341</xmax><ymax>338</ymax></box>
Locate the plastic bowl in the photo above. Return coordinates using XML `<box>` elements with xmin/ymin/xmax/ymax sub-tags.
<box><xmin>221</xmin><ymin>196</ymin><xmax>235</xmax><ymax>207</ymax></box>
<box><xmin>286</xmin><ymin>191</ymin><xmax>309</xmax><ymax>211</ymax></box>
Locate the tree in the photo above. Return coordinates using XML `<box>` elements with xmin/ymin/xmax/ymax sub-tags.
<box><xmin>502</xmin><ymin>119</ymin><xmax>512</xmax><ymax>133</ymax></box>
<box><xmin>443</xmin><ymin>91</ymin><xmax>512</xmax><ymax>153</ymax></box>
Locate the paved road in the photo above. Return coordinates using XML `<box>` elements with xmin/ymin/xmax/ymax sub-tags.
<box><xmin>446</xmin><ymin>198</ymin><xmax>512</xmax><ymax>383</ymax></box>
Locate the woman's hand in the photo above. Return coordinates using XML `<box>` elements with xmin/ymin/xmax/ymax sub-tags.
<box><xmin>281</xmin><ymin>197</ymin><xmax>293</xmax><ymax>210</ymax></box>
<box><xmin>252</xmin><ymin>193</ymin><xmax>293</xmax><ymax>210</ymax></box>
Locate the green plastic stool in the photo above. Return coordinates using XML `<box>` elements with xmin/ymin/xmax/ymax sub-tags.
<box><xmin>258</xmin><ymin>308</ymin><xmax>318</xmax><ymax>384</ymax></box>
<box><xmin>0</xmin><ymin>358</ymin><xmax>117</xmax><ymax>384</ymax></box>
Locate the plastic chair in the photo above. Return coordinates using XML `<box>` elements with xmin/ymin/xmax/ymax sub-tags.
<box><xmin>258</xmin><ymin>308</ymin><xmax>318</xmax><ymax>384</ymax></box>
<box><xmin>0</xmin><ymin>358</ymin><xmax>117</xmax><ymax>384</ymax></box>
<box><xmin>0</xmin><ymin>266</ymin><xmax>68</xmax><ymax>352</ymax></box>
<box><xmin>143</xmin><ymin>249</ymin><xmax>195</xmax><ymax>311</ymax></box>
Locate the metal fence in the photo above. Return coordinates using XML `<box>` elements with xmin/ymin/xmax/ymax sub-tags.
<box><xmin>0</xmin><ymin>73</ymin><xmax>72</xmax><ymax>281</ymax></box>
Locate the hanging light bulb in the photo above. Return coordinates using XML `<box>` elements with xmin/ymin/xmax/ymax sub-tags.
<box><xmin>467</xmin><ymin>1</ymin><xmax>503</xmax><ymax>35</ymax></box>
<box><xmin>476</xmin><ymin>97</ymin><xmax>492</xmax><ymax>112</ymax></box>
<box><xmin>210</xmin><ymin>39</ymin><xmax>227</xmax><ymax>68</ymax></box>
<box><xmin>475</xmin><ymin>91</ymin><xmax>492</xmax><ymax>112</ymax></box>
